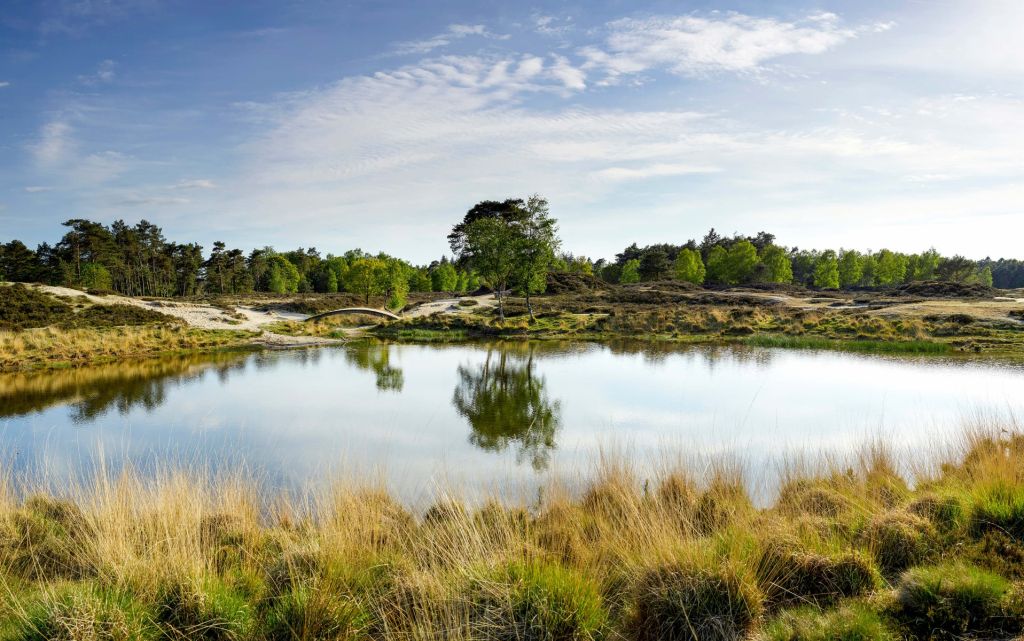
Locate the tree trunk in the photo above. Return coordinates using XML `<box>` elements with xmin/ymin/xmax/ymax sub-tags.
<box><xmin>496</xmin><ymin>284</ymin><xmax>505</xmax><ymax>321</ymax></box>
<box><xmin>526</xmin><ymin>290</ymin><xmax>535</xmax><ymax>322</ymax></box>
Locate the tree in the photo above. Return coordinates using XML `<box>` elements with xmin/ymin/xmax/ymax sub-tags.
<box><xmin>813</xmin><ymin>250</ymin><xmax>840</xmax><ymax>289</ymax></box>
<box><xmin>509</xmin><ymin>195</ymin><xmax>560</xmax><ymax>320</ymax></box>
<box><xmin>267</xmin><ymin>255</ymin><xmax>300</xmax><ymax>293</ymax></box>
<box><xmin>460</xmin><ymin>217</ymin><xmax>517</xmax><ymax>320</ymax></box>
<box><xmin>345</xmin><ymin>257</ymin><xmax>387</xmax><ymax>304</ymax></box>
<box><xmin>705</xmin><ymin>246</ymin><xmax>728</xmax><ymax>284</ymax></box>
<box><xmin>0</xmin><ymin>241</ymin><xmax>41</xmax><ymax>282</ymax></box>
<box><xmin>758</xmin><ymin>245</ymin><xmax>792</xmax><ymax>284</ymax></box>
<box><xmin>937</xmin><ymin>255</ymin><xmax>977</xmax><ymax>283</ymax></box>
<box><xmin>619</xmin><ymin>259</ymin><xmax>641</xmax><ymax>284</ymax></box>
<box><xmin>673</xmin><ymin>248</ymin><xmax>705</xmax><ymax>285</ymax></box>
<box><xmin>718</xmin><ymin>240</ymin><xmax>758</xmax><ymax>285</ymax></box>
<box><xmin>838</xmin><ymin>250</ymin><xmax>863</xmax><ymax>289</ymax></box>
<box><xmin>448</xmin><ymin>199</ymin><xmax>528</xmax><ymax>260</ymax></box>
<box><xmin>874</xmin><ymin>249</ymin><xmax>908</xmax><ymax>286</ymax></box>
<box><xmin>639</xmin><ymin>249</ymin><xmax>670</xmax><ymax>281</ymax></box>
<box><xmin>431</xmin><ymin>259</ymin><xmax>458</xmax><ymax>292</ymax></box>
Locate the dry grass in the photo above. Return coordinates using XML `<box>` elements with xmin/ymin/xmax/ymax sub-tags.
<box><xmin>0</xmin><ymin>326</ymin><xmax>255</xmax><ymax>371</ymax></box>
<box><xmin>2</xmin><ymin>426</ymin><xmax>1024</xmax><ymax>640</ymax></box>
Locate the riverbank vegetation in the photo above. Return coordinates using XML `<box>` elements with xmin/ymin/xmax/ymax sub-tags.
<box><xmin>1</xmin><ymin>426</ymin><xmax>1023</xmax><ymax>640</ymax></box>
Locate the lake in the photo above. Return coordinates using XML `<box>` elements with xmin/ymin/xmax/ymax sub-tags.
<box><xmin>2</xmin><ymin>341</ymin><xmax>1023</xmax><ymax>504</ymax></box>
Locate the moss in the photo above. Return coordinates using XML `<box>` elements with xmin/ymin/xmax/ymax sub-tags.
<box><xmin>755</xmin><ymin>542</ymin><xmax>879</xmax><ymax>610</ymax></box>
<box><xmin>764</xmin><ymin>603</ymin><xmax>897</xmax><ymax>641</ymax></box>
<box><xmin>472</xmin><ymin>561</ymin><xmax>608</xmax><ymax>641</ymax></box>
<box><xmin>863</xmin><ymin>511</ymin><xmax>938</xmax><ymax>575</ymax></box>
<box><xmin>628</xmin><ymin>560</ymin><xmax>763</xmax><ymax>641</ymax></box>
<box><xmin>891</xmin><ymin>562</ymin><xmax>1023</xmax><ymax>640</ymax></box>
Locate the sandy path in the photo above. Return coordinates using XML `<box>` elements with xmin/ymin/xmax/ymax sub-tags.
<box><xmin>406</xmin><ymin>293</ymin><xmax>498</xmax><ymax>318</ymax></box>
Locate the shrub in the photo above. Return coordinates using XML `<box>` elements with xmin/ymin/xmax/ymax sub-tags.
<box><xmin>473</xmin><ymin>561</ymin><xmax>608</xmax><ymax>641</ymax></box>
<box><xmin>892</xmin><ymin>563</ymin><xmax>1023</xmax><ymax>639</ymax></box>
<box><xmin>14</xmin><ymin>584</ymin><xmax>157</xmax><ymax>641</ymax></box>
<box><xmin>863</xmin><ymin>511</ymin><xmax>938</xmax><ymax>575</ymax></box>
<box><xmin>765</xmin><ymin>604</ymin><xmax>897</xmax><ymax>641</ymax></box>
<box><xmin>155</xmin><ymin>577</ymin><xmax>255</xmax><ymax>640</ymax></box>
<box><xmin>263</xmin><ymin>586</ymin><xmax>370</xmax><ymax>641</ymax></box>
<box><xmin>629</xmin><ymin>560</ymin><xmax>763</xmax><ymax>641</ymax></box>
<box><xmin>756</xmin><ymin>543</ymin><xmax>879</xmax><ymax>610</ymax></box>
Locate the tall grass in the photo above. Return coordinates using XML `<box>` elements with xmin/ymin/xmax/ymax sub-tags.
<box><xmin>1</xmin><ymin>427</ymin><xmax>1024</xmax><ymax>640</ymax></box>
<box><xmin>0</xmin><ymin>326</ymin><xmax>255</xmax><ymax>371</ymax></box>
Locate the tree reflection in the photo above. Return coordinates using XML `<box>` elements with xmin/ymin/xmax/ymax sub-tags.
<box><xmin>344</xmin><ymin>343</ymin><xmax>404</xmax><ymax>392</ymax></box>
<box><xmin>452</xmin><ymin>344</ymin><xmax>561</xmax><ymax>470</ymax></box>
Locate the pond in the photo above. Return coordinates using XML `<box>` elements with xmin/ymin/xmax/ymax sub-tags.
<box><xmin>2</xmin><ymin>341</ymin><xmax>1023</xmax><ymax>504</ymax></box>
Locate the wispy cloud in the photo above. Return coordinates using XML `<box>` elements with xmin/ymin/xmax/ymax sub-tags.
<box><xmin>30</xmin><ymin>120</ymin><xmax>76</xmax><ymax>166</ymax></box>
<box><xmin>170</xmin><ymin>179</ymin><xmax>216</xmax><ymax>190</ymax></box>
<box><xmin>24</xmin><ymin>186</ymin><xmax>53</xmax><ymax>193</ymax></box>
<box><xmin>580</xmin><ymin>11</ymin><xmax>886</xmax><ymax>82</ymax></box>
<box><xmin>594</xmin><ymin>163</ymin><xmax>721</xmax><ymax>182</ymax></box>
<box><xmin>393</xmin><ymin>24</ymin><xmax>507</xmax><ymax>55</ymax></box>
<box><xmin>78</xmin><ymin>59</ymin><xmax>117</xmax><ymax>85</ymax></box>
<box><xmin>0</xmin><ymin>82</ymin><xmax>9</xmax><ymax>88</ymax></box>
<box><xmin>39</xmin><ymin>0</ymin><xmax>159</xmax><ymax>35</ymax></box>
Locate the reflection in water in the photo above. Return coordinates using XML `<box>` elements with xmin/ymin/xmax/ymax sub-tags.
<box><xmin>0</xmin><ymin>352</ymin><xmax>251</xmax><ymax>421</ymax></box>
<box><xmin>344</xmin><ymin>343</ymin><xmax>404</xmax><ymax>392</ymax></box>
<box><xmin>452</xmin><ymin>344</ymin><xmax>561</xmax><ymax>470</ymax></box>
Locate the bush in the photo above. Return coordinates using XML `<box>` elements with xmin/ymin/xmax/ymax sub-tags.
<box><xmin>892</xmin><ymin>563</ymin><xmax>1023</xmax><ymax>639</ymax></box>
<box><xmin>263</xmin><ymin>586</ymin><xmax>370</xmax><ymax>641</ymax></box>
<box><xmin>12</xmin><ymin>585</ymin><xmax>156</xmax><ymax>641</ymax></box>
<box><xmin>756</xmin><ymin>543</ymin><xmax>879</xmax><ymax>610</ymax></box>
<box><xmin>629</xmin><ymin>561</ymin><xmax>763</xmax><ymax>641</ymax></box>
<box><xmin>863</xmin><ymin>511</ymin><xmax>938</xmax><ymax>575</ymax></box>
<box><xmin>155</xmin><ymin>577</ymin><xmax>255</xmax><ymax>640</ymax></box>
<box><xmin>765</xmin><ymin>604</ymin><xmax>897</xmax><ymax>641</ymax></box>
<box><xmin>473</xmin><ymin>561</ymin><xmax>608</xmax><ymax>641</ymax></box>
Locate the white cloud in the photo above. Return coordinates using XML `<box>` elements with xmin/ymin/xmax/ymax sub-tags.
<box><xmin>580</xmin><ymin>11</ymin><xmax>884</xmax><ymax>81</ymax></box>
<box><xmin>0</xmin><ymin>82</ymin><xmax>9</xmax><ymax>88</ymax></box>
<box><xmin>78</xmin><ymin>59</ymin><xmax>116</xmax><ymax>85</ymax></box>
<box><xmin>30</xmin><ymin>120</ymin><xmax>76</xmax><ymax>166</ymax></box>
<box><xmin>170</xmin><ymin>178</ymin><xmax>216</xmax><ymax>190</ymax></box>
<box><xmin>24</xmin><ymin>186</ymin><xmax>53</xmax><ymax>193</ymax></box>
<box><xmin>393</xmin><ymin>24</ymin><xmax>506</xmax><ymax>55</ymax></box>
<box><xmin>594</xmin><ymin>163</ymin><xmax>721</xmax><ymax>182</ymax></box>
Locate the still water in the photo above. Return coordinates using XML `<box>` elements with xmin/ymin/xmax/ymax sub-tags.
<box><xmin>2</xmin><ymin>341</ymin><xmax>1022</xmax><ymax>503</ymax></box>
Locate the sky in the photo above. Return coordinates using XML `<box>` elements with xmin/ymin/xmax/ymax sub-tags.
<box><xmin>0</xmin><ymin>0</ymin><xmax>1021</xmax><ymax>263</ymax></box>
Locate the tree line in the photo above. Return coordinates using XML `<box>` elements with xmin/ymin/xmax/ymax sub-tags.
<box><xmin>571</xmin><ymin>229</ymin><xmax>1021</xmax><ymax>289</ymax></box>
<box><xmin>2</xmin><ymin>209</ymin><xmax>1022</xmax><ymax>307</ymax></box>
<box><xmin>0</xmin><ymin>218</ymin><xmax>479</xmax><ymax>309</ymax></box>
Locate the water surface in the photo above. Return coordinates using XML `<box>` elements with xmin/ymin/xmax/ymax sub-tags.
<box><xmin>2</xmin><ymin>341</ymin><xmax>1022</xmax><ymax>503</ymax></box>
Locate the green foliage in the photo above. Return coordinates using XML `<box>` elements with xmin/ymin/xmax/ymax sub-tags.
<box><xmin>639</xmin><ymin>248</ymin><xmax>670</xmax><ymax>281</ymax></box>
<box><xmin>891</xmin><ymin>563</ymin><xmax>1022</xmax><ymax>639</ymax></box>
<box><xmin>812</xmin><ymin>251</ymin><xmax>840</xmax><ymax>289</ymax></box>
<box><xmin>673</xmin><ymin>248</ymin><xmax>706</xmax><ymax>285</ymax></box>
<box><xmin>267</xmin><ymin>255</ymin><xmax>301</xmax><ymax>294</ymax></box>
<box><xmin>759</xmin><ymin>245</ymin><xmax>793</xmax><ymax>284</ymax></box>
<box><xmin>874</xmin><ymin>250</ymin><xmax>908</xmax><ymax>286</ymax></box>
<box><xmin>838</xmin><ymin>250</ymin><xmax>863</xmax><ymax>288</ymax></box>
<box><xmin>79</xmin><ymin>262</ymin><xmax>112</xmax><ymax>291</ymax></box>
<box><xmin>765</xmin><ymin>604</ymin><xmax>896</xmax><ymax>641</ymax></box>
<box><xmin>629</xmin><ymin>560</ymin><xmax>763</xmax><ymax>641</ymax></box>
<box><xmin>344</xmin><ymin>258</ymin><xmax>387</xmax><ymax>304</ymax></box>
<box><xmin>431</xmin><ymin>260</ymin><xmax>459</xmax><ymax>292</ymax></box>
<box><xmin>720</xmin><ymin>240</ymin><xmax>759</xmax><ymax>285</ymax></box>
<box><xmin>619</xmin><ymin>259</ymin><xmax>641</xmax><ymax>284</ymax></box>
<box><xmin>969</xmin><ymin>482</ymin><xmax>1024</xmax><ymax>539</ymax></box>
<box><xmin>474</xmin><ymin>561</ymin><xmax>608</xmax><ymax>641</ymax></box>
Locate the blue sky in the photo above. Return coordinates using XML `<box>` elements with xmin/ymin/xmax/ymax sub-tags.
<box><xmin>1</xmin><ymin>0</ymin><xmax>1021</xmax><ymax>262</ymax></box>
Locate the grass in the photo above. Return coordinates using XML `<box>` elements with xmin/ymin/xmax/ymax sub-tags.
<box><xmin>740</xmin><ymin>335</ymin><xmax>952</xmax><ymax>355</ymax></box>
<box><xmin>0</xmin><ymin>326</ymin><xmax>256</xmax><ymax>371</ymax></box>
<box><xmin>2</xmin><ymin>428</ymin><xmax>1024</xmax><ymax>639</ymax></box>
